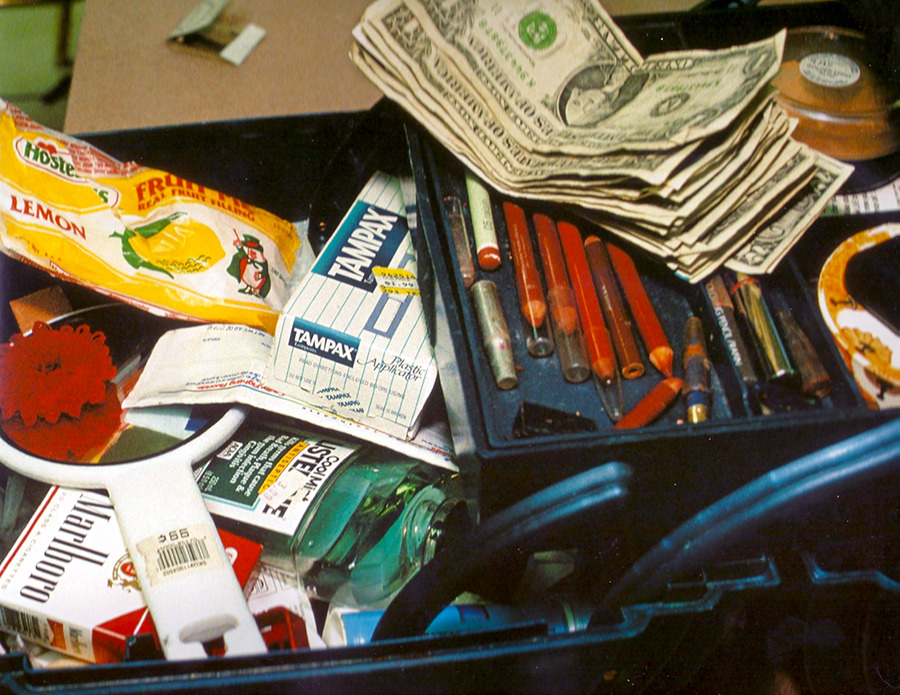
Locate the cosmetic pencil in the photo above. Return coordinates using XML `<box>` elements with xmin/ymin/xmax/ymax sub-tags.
<box><xmin>465</xmin><ymin>172</ymin><xmax>502</xmax><ymax>271</ymax></box>
<box><xmin>556</xmin><ymin>220</ymin><xmax>623</xmax><ymax>421</ymax></box>
<box><xmin>532</xmin><ymin>213</ymin><xmax>590</xmax><ymax>383</ymax></box>
<box><xmin>502</xmin><ymin>201</ymin><xmax>553</xmax><ymax>358</ymax></box>
<box><xmin>682</xmin><ymin>315</ymin><xmax>711</xmax><ymax>423</ymax></box>
<box><xmin>532</xmin><ymin>214</ymin><xmax>579</xmax><ymax>333</ymax></box>
<box><xmin>728</xmin><ymin>272</ymin><xmax>794</xmax><ymax>382</ymax></box>
<box><xmin>614</xmin><ymin>377</ymin><xmax>683</xmax><ymax>430</ymax></box>
<box><xmin>775</xmin><ymin>309</ymin><xmax>831</xmax><ymax>399</ymax></box>
<box><xmin>556</xmin><ymin>222</ymin><xmax>617</xmax><ymax>381</ymax></box>
<box><xmin>583</xmin><ymin>235</ymin><xmax>644</xmax><ymax>379</ymax></box>
<box><xmin>606</xmin><ymin>242</ymin><xmax>674</xmax><ymax>378</ymax></box>
<box><xmin>444</xmin><ymin>195</ymin><xmax>475</xmax><ymax>289</ymax></box>
<box><xmin>704</xmin><ymin>274</ymin><xmax>758</xmax><ymax>388</ymax></box>
<box><xmin>471</xmin><ymin>280</ymin><xmax>518</xmax><ymax>390</ymax></box>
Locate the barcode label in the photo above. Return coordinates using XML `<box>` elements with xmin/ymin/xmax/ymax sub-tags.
<box><xmin>137</xmin><ymin>524</ymin><xmax>224</xmax><ymax>586</ymax></box>
<box><xmin>157</xmin><ymin>537</ymin><xmax>210</xmax><ymax>573</ymax></box>
<box><xmin>0</xmin><ymin>605</ymin><xmax>47</xmax><ymax>642</ymax></box>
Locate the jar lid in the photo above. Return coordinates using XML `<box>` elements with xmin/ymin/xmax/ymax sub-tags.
<box><xmin>773</xmin><ymin>26</ymin><xmax>900</xmax><ymax>161</ymax></box>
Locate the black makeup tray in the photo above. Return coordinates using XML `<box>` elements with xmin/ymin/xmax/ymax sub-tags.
<box><xmin>405</xmin><ymin>102</ymin><xmax>898</xmax><ymax>531</ymax></box>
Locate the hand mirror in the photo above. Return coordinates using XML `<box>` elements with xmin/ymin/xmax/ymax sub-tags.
<box><xmin>0</xmin><ymin>302</ymin><xmax>265</xmax><ymax>660</ymax></box>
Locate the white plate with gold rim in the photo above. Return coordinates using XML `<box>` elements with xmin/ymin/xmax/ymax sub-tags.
<box><xmin>818</xmin><ymin>223</ymin><xmax>900</xmax><ymax>409</ymax></box>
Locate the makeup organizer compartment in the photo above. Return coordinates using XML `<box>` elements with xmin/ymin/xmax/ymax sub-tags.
<box><xmin>406</xmin><ymin>124</ymin><xmax>897</xmax><ymax>530</ymax></box>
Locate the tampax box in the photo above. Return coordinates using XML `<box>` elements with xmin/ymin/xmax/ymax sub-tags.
<box><xmin>267</xmin><ymin>171</ymin><xmax>438</xmax><ymax>442</ymax></box>
<box><xmin>0</xmin><ymin>487</ymin><xmax>261</xmax><ymax>664</ymax></box>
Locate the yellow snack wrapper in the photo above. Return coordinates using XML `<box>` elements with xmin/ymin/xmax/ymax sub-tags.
<box><xmin>0</xmin><ymin>99</ymin><xmax>313</xmax><ymax>332</ymax></box>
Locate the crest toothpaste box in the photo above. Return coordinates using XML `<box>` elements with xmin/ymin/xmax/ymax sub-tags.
<box><xmin>0</xmin><ymin>487</ymin><xmax>261</xmax><ymax>663</ymax></box>
<box><xmin>266</xmin><ymin>172</ymin><xmax>438</xmax><ymax>441</ymax></box>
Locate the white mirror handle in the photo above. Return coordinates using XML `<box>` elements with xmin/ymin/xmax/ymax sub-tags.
<box><xmin>106</xmin><ymin>459</ymin><xmax>266</xmax><ymax>660</ymax></box>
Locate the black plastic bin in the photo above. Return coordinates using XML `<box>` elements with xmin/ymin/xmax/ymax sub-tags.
<box><xmin>0</xmin><ymin>2</ymin><xmax>898</xmax><ymax>693</ymax></box>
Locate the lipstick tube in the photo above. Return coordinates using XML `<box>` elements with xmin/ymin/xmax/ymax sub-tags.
<box><xmin>471</xmin><ymin>280</ymin><xmax>517</xmax><ymax>390</ymax></box>
<box><xmin>728</xmin><ymin>272</ymin><xmax>795</xmax><ymax>382</ymax></box>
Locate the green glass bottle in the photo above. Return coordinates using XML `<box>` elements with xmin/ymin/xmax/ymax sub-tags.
<box><xmin>294</xmin><ymin>450</ymin><xmax>467</xmax><ymax>608</ymax></box>
<box><xmin>195</xmin><ymin>418</ymin><xmax>467</xmax><ymax>610</ymax></box>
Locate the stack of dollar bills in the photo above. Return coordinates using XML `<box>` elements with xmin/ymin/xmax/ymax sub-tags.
<box><xmin>350</xmin><ymin>0</ymin><xmax>852</xmax><ymax>282</ymax></box>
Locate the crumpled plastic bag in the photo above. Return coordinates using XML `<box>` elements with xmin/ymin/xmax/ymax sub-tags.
<box><xmin>0</xmin><ymin>99</ymin><xmax>314</xmax><ymax>332</ymax></box>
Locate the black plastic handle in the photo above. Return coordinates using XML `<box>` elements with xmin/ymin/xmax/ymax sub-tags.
<box><xmin>598</xmin><ymin>417</ymin><xmax>900</xmax><ymax>614</ymax></box>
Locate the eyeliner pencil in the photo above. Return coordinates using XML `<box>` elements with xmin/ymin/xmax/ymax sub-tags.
<box><xmin>614</xmin><ymin>377</ymin><xmax>683</xmax><ymax>430</ymax></box>
<box><xmin>532</xmin><ymin>213</ymin><xmax>590</xmax><ymax>383</ymax></box>
<box><xmin>502</xmin><ymin>201</ymin><xmax>553</xmax><ymax>358</ymax></box>
<box><xmin>556</xmin><ymin>220</ymin><xmax>623</xmax><ymax>421</ymax></box>
<box><xmin>465</xmin><ymin>172</ymin><xmax>501</xmax><ymax>271</ymax></box>
<box><xmin>584</xmin><ymin>235</ymin><xmax>644</xmax><ymax>379</ymax></box>
<box><xmin>532</xmin><ymin>214</ymin><xmax>579</xmax><ymax>333</ymax></box>
<box><xmin>556</xmin><ymin>222</ymin><xmax>617</xmax><ymax>382</ymax></box>
<box><xmin>606</xmin><ymin>242</ymin><xmax>674</xmax><ymax>378</ymax></box>
<box><xmin>444</xmin><ymin>195</ymin><xmax>475</xmax><ymax>289</ymax></box>
<box><xmin>704</xmin><ymin>274</ymin><xmax>758</xmax><ymax>389</ymax></box>
<box><xmin>682</xmin><ymin>315</ymin><xmax>711</xmax><ymax>423</ymax></box>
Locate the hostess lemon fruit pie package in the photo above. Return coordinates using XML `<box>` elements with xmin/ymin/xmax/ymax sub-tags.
<box><xmin>0</xmin><ymin>99</ymin><xmax>314</xmax><ymax>332</ymax></box>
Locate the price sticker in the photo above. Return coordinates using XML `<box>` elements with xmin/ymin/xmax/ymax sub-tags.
<box><xmin>137</xmin><ymin>524</ymin><xmax>223</xmax><ymax>586</ymax></box>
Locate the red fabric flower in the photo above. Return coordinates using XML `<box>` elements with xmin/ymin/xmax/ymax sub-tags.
<box><xmin>0</xmin><ymin>321</ymin><xmax>117</xmax><ymax>425</ymax></box>
<box><xmin>2</xmin><ymin>384</ymin><xmax>122</xmax><ymax>461</ymax></box>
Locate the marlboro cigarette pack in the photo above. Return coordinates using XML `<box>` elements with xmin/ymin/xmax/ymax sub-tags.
<box><xmin>0</xmin><ymin>487</ymin><xmax>262</xmax><ymax>664</ymax></box>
